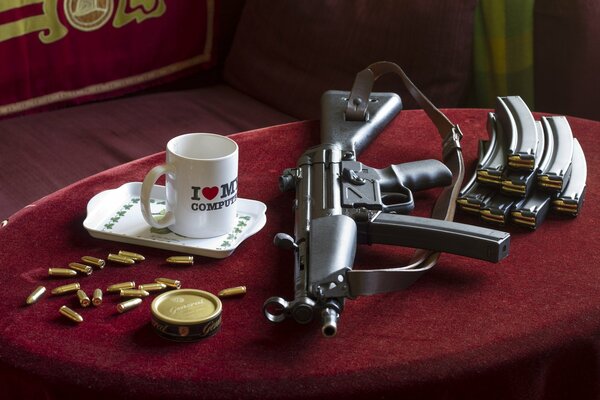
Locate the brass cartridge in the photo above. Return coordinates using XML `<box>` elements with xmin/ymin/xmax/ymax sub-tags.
<box><xmin>120</xmin><ymin>289</ymin><xmax>150</xmax><ymax>298</ymax></box>
<box><xmin>107</xmin><ymin>253</ymin><xmax>136</xmax><ymax>265</ymax></box>
<box><xmin>26</xmin><ymin>286</ymin><xmax>46</xmax><ymax>305</ymax></box>
<box><xmin>501</xmin><ymin>180</ymin><xmax>527</xmax><ymax>195</ymax></box>
<box><xmin>166</xmin><ymin>256</ymin><xmax>194</xmax><ymax>265</ymax></box>
<box><xmin>48</xmin><ymin>268</ymin><xmax>78</xmax><ymax>277</ymax></box>
<box><xmin>538</xmin><ymin>175</ymin><xmax>564</xmax><ymax>190</ymax></box>
<box><xmin>155</xmin><ymin>277</ymin><xmax>181</xmax><ymax>289</ymax></box>
<box><xmin>476</xmin><ymin>170</ymin><xmax>503</xmax><ymax>185</ymax></box>
<box><xmin>59</xmin><ymin>305</ymin><xmax>83</xmax><ymax>323</ymax></box>
<box><xmin>218</xmin><ymin>286</ymin><xmax>247</xmax><ymax>298</ymax></box>
<box><xmin>81</xmin><ymin>256</ymin><xmax>105</xmax><ymax>269</ymax></box>
<box><xmin>511</xmin><ymin>211</ymin><xmax>537</xmax><ymax>228</ymax></box>
<box><xmin>118</xmin><ymin>250</ymin><xmax>145</xmax><ymax>261</ymax></box>
<box><xmin>107</xmin><ymin>281</ymin><xmax>136</xmax><ymax>293</ymax></box>
<box><xmin>138</xmin><ymin>283</ymin><xmax>167</xmax><ymax>292</ymax></box>
<box><xmin>51</xmin><ymin>282</ymin><xmax>81</xmax><ymax>295</ymax></box>
<box><xmin>68</xmin><ymin>262</ymin><xmax>93</xmax><ymax>276</ymax></box>
<box><xmin>552</xmin><ymin>199</ymin><xmax>579</xmax><ymax>215</ymax></box>
<box><xmin>480</xmin><ymin>210</ymin><xmax>506</xmax><ymax>225</ymax></box>
<box><xmin>92</xmin><ymin>288</ymin><xmax>103</xmax><ymax>306</ymax></box>
<box><xmin>508</xmin><ymin>155</ymin><xmax>535</xmax><ymax>170</ymax></box>
<box><xmin>117</xmin><ymin>298</ymin><xmax>142</xmax><ymax>313</ymax></box>
<box><xmin>77</xmin><ymin>289</ymin><xmax>91</xmax><ymax>307</ymax></box>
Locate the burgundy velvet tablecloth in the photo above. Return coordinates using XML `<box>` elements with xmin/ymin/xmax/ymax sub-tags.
<box><xmin>0</xmin><ymin>110</ymin><xmax>599</xmax><ymax>399</ymax></box>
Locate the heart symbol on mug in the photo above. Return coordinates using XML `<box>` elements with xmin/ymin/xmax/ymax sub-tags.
<box><xmin>202</xmin><ymin>187</ymin><xmax>219</xmax><ymax>200</ymax></box>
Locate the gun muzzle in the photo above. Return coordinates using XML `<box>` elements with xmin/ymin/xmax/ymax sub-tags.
<box><xmin>321</xmin><ymin>307</ymin><xmax>339</xmax><ymax>337</ymax></box>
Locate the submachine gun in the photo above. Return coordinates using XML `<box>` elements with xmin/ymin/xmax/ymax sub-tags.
<box><xmin>263</xmin><ymin>62</ymin><xmax>510</xmax><ymax>337</ymax></box>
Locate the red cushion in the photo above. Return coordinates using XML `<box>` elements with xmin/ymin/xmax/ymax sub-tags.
<box><xmin>224</xmin><ymin>0</ymin><xmax>478</xmax><ymax>119</ymax></box>
<box><xmin>0</xmin><ymin>1</ymin><xmax>216</xmax><ymax>118</ymax></box>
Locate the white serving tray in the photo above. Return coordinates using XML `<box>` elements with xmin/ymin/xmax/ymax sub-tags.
<box><xmin>83</xmin><ymin>182</ymin><xmax>267</xmax><ymax>258</ymax></box>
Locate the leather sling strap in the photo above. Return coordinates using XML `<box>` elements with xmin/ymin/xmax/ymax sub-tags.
<box><xmin>344</xmin><ymin>61</ymin><xmax>465</xmax><ymax>297</ymax></box>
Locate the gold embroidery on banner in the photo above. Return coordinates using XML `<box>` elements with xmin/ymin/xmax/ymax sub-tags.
<box><xmin>0</xmin><ymin>0</ymin><xmax>168</xmax><ymax>42</ymax></box>
<box><xmin>0</xmin><ymin>0</ymin><xmax>67</xmax><ymax>44</ymax></box>
<box><xmin>64</xmin><ymin>0</ymin><xmax>114</xmax><ymax>32</ymax></box>
<box><xmin>0</xmin><ymin>0</ymin><xmax>215</xmax><ymax>117</ymax></box>
<box><xmin>113</xmin><ymin>0</ymin><xmax>166</xmax><ymax>28</ymax></box>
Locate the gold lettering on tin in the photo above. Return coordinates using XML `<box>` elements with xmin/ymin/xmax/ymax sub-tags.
<box><xmin>151</xmin><ymin>319</ymin><xmax>169</xmax><ymax>333</ymax></box>
<box><xmin>202</xmin><ymin>316</ymin><xmax>221</xmax><ymax>336</ymax></box>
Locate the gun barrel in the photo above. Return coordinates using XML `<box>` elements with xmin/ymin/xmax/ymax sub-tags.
<box><xmin>321</xmin><ymin>307</ymin><xmax>339</xmax><ymax>337</ymax></box>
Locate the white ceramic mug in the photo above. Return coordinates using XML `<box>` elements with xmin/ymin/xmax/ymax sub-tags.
<box><xmin>140</xmin><ymin>133</ymin><xmax>238</xmax><ymax>238</ymax></box>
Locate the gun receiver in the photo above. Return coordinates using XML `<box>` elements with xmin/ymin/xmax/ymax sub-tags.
<box><xmin>264</xmin><ymin>88</ymin><xmax>510</xmax><ymax>337</ymax></box>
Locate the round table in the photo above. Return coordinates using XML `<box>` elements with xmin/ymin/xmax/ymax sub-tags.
<box><xmin>0</xmin><ymin>109</ymin><xmax>598</xmax><ymax>399</ymax></box>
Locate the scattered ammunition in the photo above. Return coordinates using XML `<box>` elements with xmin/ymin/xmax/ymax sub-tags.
<box><xmin>107</xmin><ymin>281</ymin><xmax>136</xmax><ymax>293</ymax></box>
<box><xmin>48</xmin><ymin>268</ymin><xmax>78</xmax><ymax>277</ymax></box>
<box><xmin>26</xmin><ymin>286</ymin><xmax>46</xmax><ymax>305</ymax></box>
<box><xmin>92</xmin><ymin>288</ymin><xmax>103</xmax><ymax>306</ymax></box>
<box><xmin>81</xmin><ymin>256</ymin><xmax>105</xmax><ymax>269</ymax></box>
<box><xmin>155</xmin><ymin>277</ymin><xmax>181</xmax><ymax>289</ymax></box>
<box><xmin>107</xmin><ymin>253</ymin><xmax>136</xmax><ymax>265</ymax></box>
<box><xmin>139</xmin><ymin>283</ymin><xmax>167</xmax><ymax>292</ymax></box>
<box><xmin>118</xmin><ymin>250</ymin><xmax>145</xmax><ymax>262</ymax></box>
<box><xmin>68</xmin><ymin>262</ymin><xmax>93</xmax><ymax>276</ymax></box>
<box><xmin>218</xmin><ymin>286</ymin><xmax>247</xmax><ymax>298</ymax></box>
<box><xmin>166</xmin><ymin>256</ymin><xmax>194</xmax><ymax>265</ymax></box>
<box><xmin>51</xmin><ymin>282</ymin><xmax>81</xmax><ymax>295</ymax></box>
<box><xmin>59</xmin><ymin>305</ymin><xmax>83</xmax><ymax>323</ymax></box>
<box><xmin>117</xmin><ymin>298</ymin><xmax>143</xmax><ymax>313</ymax></box>
<box><xmin>120</xmin><ymin>289</ymin><xmax>150</xmax><ymax>298</ymax></box>
<box><xmin>77</xmin><ymin>289</ymin><xmax>91</xmax><ymax>307</ymax></box>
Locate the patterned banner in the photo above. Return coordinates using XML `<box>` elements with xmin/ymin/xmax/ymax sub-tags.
<box><xmin>0</xmin><ymin>0</ymin><xmax>215</xmax><ymax>117</ymax></box>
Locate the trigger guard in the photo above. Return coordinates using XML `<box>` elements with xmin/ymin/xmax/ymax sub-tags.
<box><xmin>381</xmin><ymin>191</ymin><xmax>414</xmax><ymax>214</ymax></box>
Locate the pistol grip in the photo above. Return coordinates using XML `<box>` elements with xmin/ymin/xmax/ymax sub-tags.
<box><xmin>376</xmin><ymin>159</ymin><xmax>452</xmax><ymax>214</ymax></box>
<box><xmin>377</xmin><ymin>159</ymin><xmax>452</xmax><ymax>192</ymax></box>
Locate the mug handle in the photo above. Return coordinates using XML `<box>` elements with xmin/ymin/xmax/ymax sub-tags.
<box><xmin>140</xmin><ymin>164</ymin><xmax>175</xmax><ymax>229</ymax></box>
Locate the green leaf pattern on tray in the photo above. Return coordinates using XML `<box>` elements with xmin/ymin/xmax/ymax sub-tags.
<box><xmin>103</xmin><ymin>197</ymin><xmax>165</xmax><ymax>230</ymax></box>
<box><xmin>216</xmin><ymin>215</ymin><xmax>252</xmax><ymax>250</ymax></box>
<box><xmin>102</xmin><ymin>197</ymin><xmax>253</xmax><ymax>250</ymax></box>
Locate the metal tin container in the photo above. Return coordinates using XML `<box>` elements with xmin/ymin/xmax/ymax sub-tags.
<box><xmin>150</xmin><ymin>289</ymin><xmax>222</xmax><ymax>342</ymax></box>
